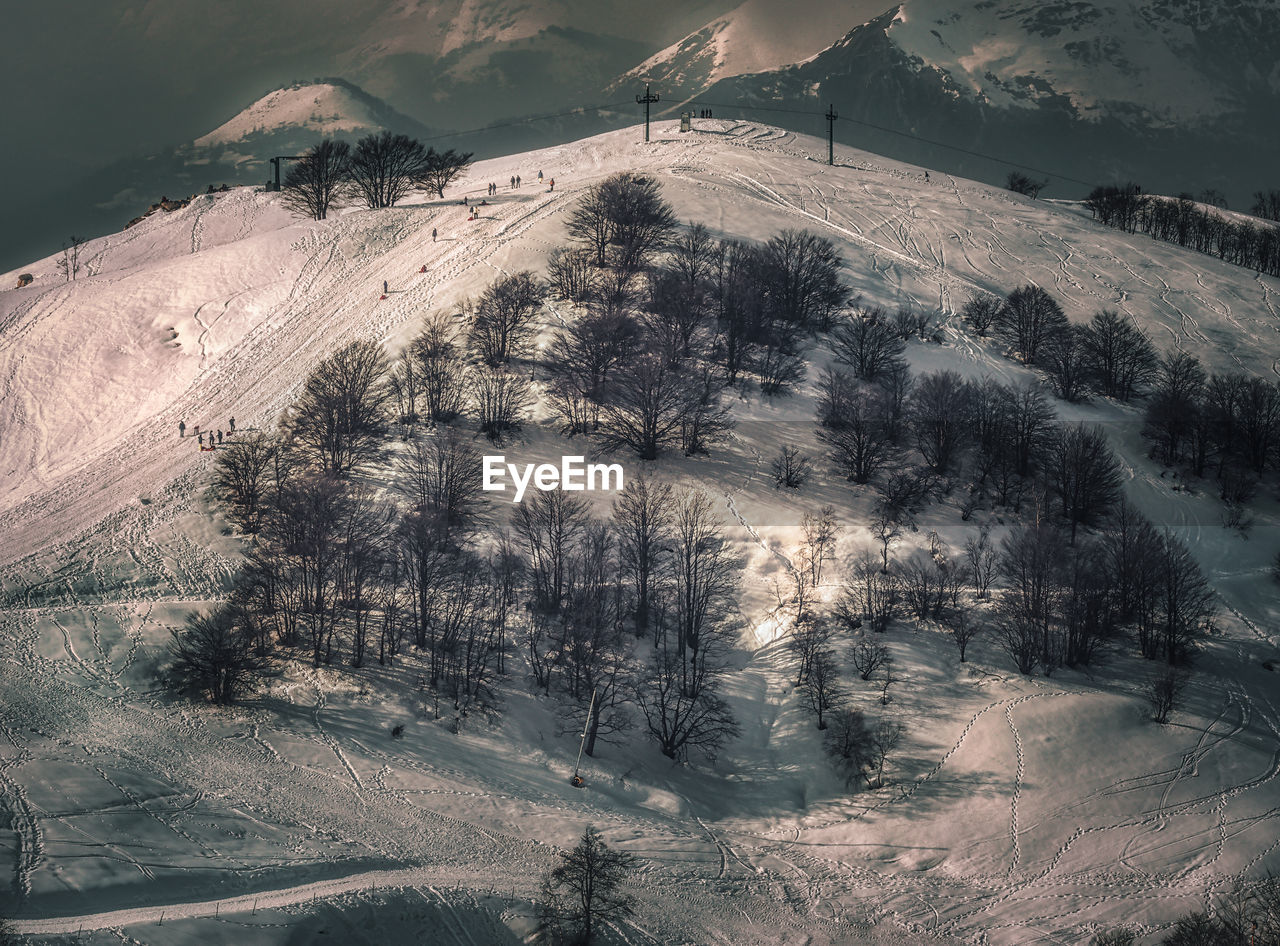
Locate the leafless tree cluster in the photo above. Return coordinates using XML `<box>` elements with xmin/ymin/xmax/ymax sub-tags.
<box><xmin>514</xmin><ymin>484</ymin><xmax>741</xmax><ymax>762</ymax></box>
<box><xmin>282</xmin><ymin>134</ymin><xmax>472</xmax><ymax>218</ymax></box>
<box><xmin>993</xmin><ymin>504</ymin><xmax>1214</xmax><ymax>675</ymax></box>
<box><xmin>1254</xmin><ymin>189</ymin><xmax>1280</xmax><ymax>222</ymax></box>
<box><xmin>1087</xmin><ymin>183</ymin><xmax>1280</xmax><ymax>276</ymax></box>
<box><xmin>282</xmin><ymin>139</ymin><xmax>351</xmax><ymax>220</ymax></box>
<box><xmin>1006</xmin><ymin>170</ymin><xmax>1047</xmax><ymax>199</ymax></box>
<box><xmin>1144</xmin><ymin>353</ymin><xmax>1280</xmax><ymax>510</ymax></box>
<box><xmin>1149</xmin><ymin>874</ymin><xmax>1280</xmax><ymax>945</ymax></box>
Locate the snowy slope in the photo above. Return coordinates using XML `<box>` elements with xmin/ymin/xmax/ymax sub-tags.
<box><xmin>2</xmin><ymin>122</ymin><xmax>1279</xmax><ymax>944</ymax></box>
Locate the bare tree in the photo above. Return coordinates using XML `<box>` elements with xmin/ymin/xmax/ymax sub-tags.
<box><xmin>1045</xmin><ymin>423</ymin><xmax>1123</xmax><ymax>540</ymax></box>
<box><xmin>758</xmin><ymin>229</ymin><xmax>851</xmax><ymax>330</ymax></box>
<box><xmin>470</xmin><ymin>271</ymin><xmax>544</xmax><ymax>366</ymax></box>
<box><xmin>1155</xmin><ymin>530</ymin><xmax>1215</xmax><ymax>664</ymax></box>
<box><xmin>869</xmin><ymin>507</ymin><xmax>902</xmax><ymax>573</ymax></box>
<box><xmin>909</xmin><ymin>369</ymin><xmax>967</xmax><ymax>473</ymax></box>
<box><xmin>996</xmin><ymin>285</ymin><xmax>1068</xmax><ymax>364</ymax></box>
<box><xmin>801</xmin><ymin>646</ymin><xmax>846</xmax><ymax>729</ymax></box>
<box><xmin>817</xmin><ymin>368</ymin><xmax>896</xmax><ymax>484</ymax></box>
<box><xmin>168</xmin><ymin>606</ymin><xmax>271</xmax><ymax>704</ymax></box>
<box><xmin>964</xmin><ymin>525</ymin><xmax>999</xmax><ymax>599</ymax></box>
<box><xmin>1144</xmin><ymin>351</ymin><xmax>1206</xmax><ymax>465</ymax></box>
<box><xmin>864</xmin><ymin>716</ymin><xmax>903</xmax><ymax>787</ymax></box>
<box><xmin>388</xmin><ymin>347</ymin><xmax>422</xmax><ymax>423</ymax></box>
<box><xmin>840</xmin><ymin>558</ymin><xmax>898</xmax><ymax>633</ymax></box>
<box><xmin>396</xmin><ymin>431</ymin><xmax>487</xmax><ymax>546</ymax></box>
<box><xmin>566</xmin><ymin>172</ymin><xmax>676</xmax><ymax>273</ymax></box>
<box><xmin>800</xmin><ymin>505</ymin><xmax>841</xmax><ymax>590</ymax></box>
<box><xmin>212</xmin><ymin>431</ymin><xmax>279</xmax><ymax>533</ymax></box>
<box><xmin>347</xmin><ymin>131</ymin><xmax>427</xmax><ymax>208</ymax></box>
<box><xmin>1147</xmin><ymin>665</ymin><xmax>1189</xmax><ymax>724</ymax></box>
<box><xmin>789</xmin><ymin>619</ymin><xmax>835</xmax><ymax>685</ymax></box>
<box><xmin>851</xmin><ymin>635</ymin><xmax>889</xmax><ymax>680</ymax></box>
<box><xmin>612</xmin><ymin>475</ymin><xmax>673</xmax><ymax>635</ymax></box>
<box><xmin>57</xmin><ymin>235</ymin><xmax>86</xmax><ymax>281</ymax></box>
<box><xmin>633</xmin><ymin>625</ymin><xmax>739</xmax><ymax>762</ymax></box>
<box><xmin>1006</xmin><ymin>170</ymin><xmax>1047</xmax><ymax>198</ymax></box>
<box><xmin>771</xmin><ymin>444</ymin><xmax>812</xmax><ymax>488</ymax></box>
<box><xmin>596</xmin><ymin>353</ymin><xmax>688</xmax><ymax>460</ymax></box>
<box><xmin>961</xmin><ymin>293</ymin><xmax>1001</xmax><ymax>336</ymax></box>
<box><xmin>1080</xmin><ymin>309</ymin><xmax>1157</xmax><ymax>401</ymax></box>
<box><xmin>538</xmin><ymin>826</ymin><xmax>639</xmax><ymax>946</ymax></box>
<box><xmin>1042</xmin><ymin>325</ymin><xmax>1090</xmax><ymax>402</ymax></box>
<box><xmin>547</xmin><ymin>246</ymin><xmax>602</xmax><ymax>305</ymax></box>
<box><xmin>470</xmin><ymin>367</ymin><xmax>531</xmax><ymax>442</ymax></box>
<box><xmin>898</xmin><ymin>551</ymin><xmax>948</xmax><ymax>620</ymax></box>
<box><xmin>943</xmin><ymin>609</ymin><xmax>980</xmax><ymax>662</ymax></box>
<box><xmin>670</xmin><ymin>489</ymin><xmax>739</xmax><ymax>672</ymax></box>
<box><xmin>830</xmin><ymin>306</ymin><xmax>906</xmax><ymax>382</ymax></box>
<box><xmin>410</xmin><ymin>312</ymin><xmax>469</xmax><ymax>424</ymax></box>
<box><xmin>606</xmin><ymin>173</ymin><xmax>678</xmax><ymax>274</ymax></box>
<box><xmin>286</xmin><ymin>339</ymin><xmax>392</xmax><ymax>476</ymax></box>
<box><xmin>414</xmin><ymin>147</ymin><xmax>472</xmax><ymax>198</ymax></box>
<box><xmin>282</xmin><ymin>139</ymin><xmax>350</xmax><ymax>220</ymax></box>
<box><xmin>515</xmin><ymin>489</ymin><xmax>591</xmax><ymax>613</ymax></box>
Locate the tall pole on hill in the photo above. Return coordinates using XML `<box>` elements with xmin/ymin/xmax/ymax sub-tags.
<box><xmin>637</xmin><ymin>85</ymin><xmax>660</xmax><ymax>143</ymax></box>
<box><xmin>825</xmin><ymin>105</ymin><xmax>838</xmax><ymax>166</ymax></box>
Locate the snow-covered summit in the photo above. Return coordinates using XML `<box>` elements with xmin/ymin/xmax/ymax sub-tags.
<box><xmin>193</xmin><ymin>81</ymin><xmax>396</xmax><ymax>148</ymax></box>
<box><xmin>3</xmin><ymin>120</ymin><xmax>1280</xmax><ymax>945</ymax></box>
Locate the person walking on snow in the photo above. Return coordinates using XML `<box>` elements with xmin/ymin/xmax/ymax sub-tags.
<box><xmin>384</xmin><ymin>280</ymin><xmax>388</xmax><ymax>294</ymax></box>
<box><xmin>549</xmin><ymin>178</ymin><xmax>555</xmax><ymax>192</ymax></box>
<box><xmin>537</xmin><ymin>170</ymin><xmax>543</xmax><ymax>182</ymax></box>
<box><xmin>217</xmin><ymin>430</ymin><xmax>223</xmax><ymax>445</ymax></box>
<box><xmin>432</xmin><ymin>227</ymin><xmax>437</xmax><ymax>242</ymax></box>
<box><xmin>229</xmin><ymin>417</ymin><xmax>235</xmax><ymax>433</ymax></box>
<box><xmin>178</xmin><ymin>420</ymin><xmax>186</xmax><ymax>438</ymax></box>
<box><xmin>198</xmin><ymin>432</ymin><xmax>204</xmax><ymax>445</ymax></box>
<box><xmin>516</xmin><ymin>174</ymin><xmax>521</xmax><ymax>188</ymax></box>
<box><xmin>510</xmin><ymin>175</ymin><xmax>515</xmax><ymax>189</ymax></box>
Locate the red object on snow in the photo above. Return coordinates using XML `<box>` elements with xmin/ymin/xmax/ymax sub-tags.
<box><xmin>468</xmin><ymin>215</ymin><xmax>475</xmax><ymax>221</ymax></box>
<box><xmin>379</xmin><ymin>294</ymin><xmax>388</xmax><ymax>300</ymax></box>
<box><xmin>420</xmin><ymin>265</ymin><xmax>427</xmax><ymax>273</ymax></box>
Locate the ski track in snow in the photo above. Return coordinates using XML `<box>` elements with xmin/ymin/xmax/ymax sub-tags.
<box><xmin>2</xmin><ymin>120</ymin><xmax>1279</xmax><ymax>944</ymax></box>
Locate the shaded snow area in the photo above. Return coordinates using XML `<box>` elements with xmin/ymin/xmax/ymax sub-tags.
<box><xmin>1</xmin><ymin>121</ymin><xmax>1278</xmax><ymax>944</ymax></box>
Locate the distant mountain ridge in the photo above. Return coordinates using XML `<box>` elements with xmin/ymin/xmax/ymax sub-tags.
<box><xmin>621</xmin><ymin>0</ymin><xmax>1280</xmax><ymax>203</ymax></box>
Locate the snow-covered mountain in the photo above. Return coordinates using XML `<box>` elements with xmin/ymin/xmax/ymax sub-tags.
<box><xmin>4</xmin><ymin>120</ymin><xmax>1280</xmax><ymax>946</ymax></box>
<box><xmin>191</xmin><ymin>81</ymin><xmax>421</xmax><ymax>151</ymax></box>
<box><xmin>611</xmin><ymin>0</ymin><xmax>891</xmax><ymax>96</ymax></box>
<box><xmin>622</xmin><ymin>0</ymin><xmax>1280</xmax><ymax>204</ymax></box>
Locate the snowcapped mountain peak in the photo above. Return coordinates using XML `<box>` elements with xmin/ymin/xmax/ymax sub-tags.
<box><xmin>192</xmin><ymin>80</ymin><xmax>396</xmax><ymax>148</ymax></box>
<box><xmin>615</xmin><ymin>0</ymin><xmax>892</xmax><ymax>96</ymax></box>
<box><xmin>883</xmin><ymin>0</ymin><xmax>1249</xmax><ymax>124</ymax></box>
